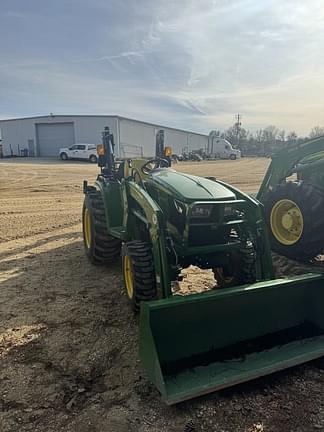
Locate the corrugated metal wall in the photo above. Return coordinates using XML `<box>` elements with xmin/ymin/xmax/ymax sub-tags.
<box><xmin>118</xmin><ymin>118</ymin><xmax>208</xmax><ymax>158</ymax></box>
<box><xmin>0</xmin><ymin>118</ymin><xmax>37</xmax><ymax>156</ymax></box>
<box><xmin>0</xmin><ymin>115</ymin><xmax>208</xmax><ymax>158</ymax></box>
<box><xmin>0</xmin><ymin>116</ymin><xmax>118</xmax><ymax>157</ymax></box>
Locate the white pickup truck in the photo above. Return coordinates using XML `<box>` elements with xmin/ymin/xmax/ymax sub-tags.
<box><xmin>59</xmin><ymin>144</ymin><xmax>98</xmax><ymax>163</ymax></box>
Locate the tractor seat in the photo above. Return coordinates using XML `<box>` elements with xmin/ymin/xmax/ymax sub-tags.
<box><xmin>124</xmin><ymin>159</ymin><xmax>150</xmax><ymax>184</ymax></box>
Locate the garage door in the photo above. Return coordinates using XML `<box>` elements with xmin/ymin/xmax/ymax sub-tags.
<box><xmin>36</xmin><ymin>123</ymin><xmax>75</xmax><ymax>157</ymax></box>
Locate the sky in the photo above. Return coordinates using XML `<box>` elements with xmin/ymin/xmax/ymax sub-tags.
<box><xmin>1</xmin><ymin>0</ymin><xmax>324</xmax><ymax>135</ymax></box>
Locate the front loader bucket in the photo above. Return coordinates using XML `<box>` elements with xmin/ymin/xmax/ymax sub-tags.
<box><xmin>139</xmin><ymin>274</ymin><xmax>324</xmax><ymax>404</ymax></box>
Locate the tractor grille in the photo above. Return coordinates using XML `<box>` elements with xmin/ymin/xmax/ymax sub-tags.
<box><xmin>188</xmin><ymin>225</ymin><xmax>230</xmax><ymax>246</ymax></box>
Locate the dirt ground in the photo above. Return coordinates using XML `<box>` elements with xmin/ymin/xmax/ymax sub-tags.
<box><xmin>1</xmin><ymin>157</ymin><xmax>324</xmax><ymax>432</ymax></box>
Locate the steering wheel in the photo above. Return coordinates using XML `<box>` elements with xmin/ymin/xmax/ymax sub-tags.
<box><xmin>131</xmin><ymin>168</ymin><xmax>146</xmax><ymax>190</ymax></box>
<box><xmin>141</xmin><ymin>158</ymin><xmax>170</xmax><ymax>175</ymax></box>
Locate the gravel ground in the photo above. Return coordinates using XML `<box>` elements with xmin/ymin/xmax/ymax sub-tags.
<box><xmin>1</xmin><ymin>158</ymin><xmax>324</xmax><ymax>432</ymax></box>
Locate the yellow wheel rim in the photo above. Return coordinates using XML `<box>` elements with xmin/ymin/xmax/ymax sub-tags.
<box><xmin>123</xmin><ymin>255</ymin><xmax>134</xmax><ymax>299</ymax></box>
<box><xmin>84</xmin><ymin>207</ymin><xmax>91</xmax><ymax>249</ymax></box>
<box><xmin>270</xmin><ymin>199</ymin><xmax>304</xmax><ymax>245</ymax></box>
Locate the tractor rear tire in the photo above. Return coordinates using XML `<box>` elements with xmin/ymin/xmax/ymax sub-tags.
<box><xmin>82</xmin><ymin>191</ymin><xmax>121</xmax><ymax>264</ymax></box>
<box><xmin>264</xmin><ymin>181</ymin><xmax>324</xmax><ymax>261</ymax></box>
<box><xmin>122</xmin><ymin>241</ymin><xmax>157</xmax><ymax>312</ymax></box>
<box><xmin>213</xmin><ymin>240</ymin><xmax>256</xmax><ymax>288</ymax></box>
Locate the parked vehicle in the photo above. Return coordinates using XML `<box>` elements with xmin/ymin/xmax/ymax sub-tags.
<box><xmin>208</xmin><ymin>131</ymin><xmax>241</xmax><ymax>160</ymax></box>
<box><xmin>59</xmin><ymin>144</ymin><xmax>98</xmax><ymax>163</ymax></box>
<box><xmin>172</xmin><ymin>154</ymin><xmax>184</xmax><ymax>162</ymax></box>
<box><xmin>190</xmin><ymin>152</ymin><xmax>203</xmax><ymax>161</ymax></box>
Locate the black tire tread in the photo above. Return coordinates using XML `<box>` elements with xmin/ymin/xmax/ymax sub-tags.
<box><xmin>239</xmin><ymin>241</ymin><xmax>257</xmax><ymax>283</ymax></box>
<box><xmin>264</xmin><ymin>181</ymin><xmax>324</xmax><ymax>260</ymax></box>
<box><xmin>123</xmin><ymin>241</ymin><xmax>156</xmax><ymax>312</ymax></box>
<box><xmin>213</xmin><ymin>240</ymin><xmax>256</xmax><ymax>287</ymax></box>
<box><xmin>83</xmin><ymin>191</ymin><xmax>121</xmax><ymax>264</ymax></box>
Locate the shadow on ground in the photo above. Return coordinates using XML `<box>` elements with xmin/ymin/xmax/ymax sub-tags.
<box><xmin>1</xmin><ymin>236</ymin><xmax>324</xmax><ymax>432</ymax></box>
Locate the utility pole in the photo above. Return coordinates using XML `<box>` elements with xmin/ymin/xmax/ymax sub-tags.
<box><xmin>234</xmin><ymin>114</ymin><xmax>242</xmax><ymax>148</ymax></box>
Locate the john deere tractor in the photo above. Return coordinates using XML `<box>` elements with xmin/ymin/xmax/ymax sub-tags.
<box><xmin>82</xmin><ymin>127</ymin><xmax>324</xmax><ymax>404</ymax></box>
<box><xmin>258</xmin><ymin>137</ymin><xmax>324</xmax><ymax>261</ymax></box>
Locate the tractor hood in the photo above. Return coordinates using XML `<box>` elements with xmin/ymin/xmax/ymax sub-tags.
<box><xmin>149</xmin><ymin>169</ymin><xmax>236</xmax><ymax>202</ymax></box>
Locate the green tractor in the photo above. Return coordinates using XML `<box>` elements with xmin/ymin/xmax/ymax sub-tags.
<box><xmin>82</xmin><ymin>127</ymin><xmax>324</xmax><ymax>404</ymax></box>
<box><xmin>257</xmin><ymin>137</ymin><xmax>324</xmax><ymax>261</ymax></box>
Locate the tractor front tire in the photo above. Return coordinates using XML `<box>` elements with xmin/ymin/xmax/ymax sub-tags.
<box><xmin>213</xmin><ymin>240</ymin><xmax>256</xmax><ymax>288</ymax></box>
<box><xmin>122</xmin><ymin>241</ymin><xmax>157</xmax><ymax>312</ymax></box>
<box><xmin>264</xmin><ymin>181</ymin><xmax>324</xmax><ymax>261</ymax></box>
<box><xmin>82</xmin><ymin>191</ymin><xmax>121</xmax><ymax>264</ymax></box>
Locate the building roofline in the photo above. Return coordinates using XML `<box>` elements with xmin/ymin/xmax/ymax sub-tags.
<box><xmin>116</xmin><ymin>116</ymin><xmax>208</xmax><ymax>137</ymax></box>
<box><xmin>0</xmin><ymin>114</ymin><xmax>208</xmax><ymax>137</ymax></box>
<box><xmin>0</xmin><ymin>114</ymin><xmax>117</xmax><ymax>122</ymax></box>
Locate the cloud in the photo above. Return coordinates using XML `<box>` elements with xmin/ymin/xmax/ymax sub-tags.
<box><xmin>1</xmin><ymin>0</ymin><xmax>324</xmax><ymax>135</ymax></box>
<box><xmin>5</xmin><ymin>11</ymin><xmax>26</xmax><ymax>18</ymax></box>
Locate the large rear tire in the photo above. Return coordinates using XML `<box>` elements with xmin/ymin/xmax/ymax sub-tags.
<box><xmin>122</xmin><ymin>241</ymin><xmax>157</xmax><ymax>312</ymax></box>
<box><xmin>82</xmin><ymin>191</ymin><xmax>121</xmax><ymax>264</ymax></box>
<box><xmin>264</xmin><ymin>181</ymin><xmax>324</xmax><ymax>260</ymax></box>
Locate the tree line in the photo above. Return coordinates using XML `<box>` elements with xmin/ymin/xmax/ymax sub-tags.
<box><xmin>214</xmin><ymin>125</ymin><xmax>324</xmax><ymax>156</ymax></box>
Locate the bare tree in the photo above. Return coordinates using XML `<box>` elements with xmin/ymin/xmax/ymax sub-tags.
<box><xmin>262</xmin><ymin>125</ymin><xmax>279</xmax><ymax>142</ymax></box>
<box><xmin>278</xmin><ymin>129</ymin><xmax>286</xmax><ymax>142</ymax></box>
<box><xmin>286</xmin><ymin>131</ymin><xmax>298</xmax><ymax>144</ymax></box>
<box><xmin>309</xmin><ymin>126</ymin><xmax>324</xmax><ymax>139</ymax></box>
<box><xmin>223</xmin><ymin>126</ymin><xmax>247</xmax><ymax>149</ymax></box>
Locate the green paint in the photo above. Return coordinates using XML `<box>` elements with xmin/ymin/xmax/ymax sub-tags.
<box><xmin>139</xmin><ymin>274</ymin><xmax>324</xmax><ymax>404</ymax></box>
<box><xmin>151</xmin><ymin>170</ymin><xmax>236</xmax><ymax>202</ymax></box>
<box><xmin>91</xmin><ymin>159</ymin><xmax>275</xmax><ymax>297</ymax></box>
<box><xmin>83</xmin><ymin>132</ymin><xmax>324</xmax><ymax>405</ymax></box>
<box><xmin>257</xmin><ymin>136</ymin><xmax>324</xmax><ymax>202</ymax></box>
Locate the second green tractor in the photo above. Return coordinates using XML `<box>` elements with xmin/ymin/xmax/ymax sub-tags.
<box><xmin>258</xmin><ymin>136</ymin><xmax>324</xmax><ymax>260</ymax></box>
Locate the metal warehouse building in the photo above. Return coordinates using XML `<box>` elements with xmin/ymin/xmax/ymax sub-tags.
<box><xmin>0</xmin><ymin>115</ymin><xmax>208</xmax><ymax>158</ymax></box>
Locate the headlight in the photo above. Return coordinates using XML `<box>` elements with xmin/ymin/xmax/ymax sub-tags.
<box><xmin>224</xmin><ymin>205</ymin><xmax>234</xmax><ymax>217</ymax></box>
<box><xmin>191</xmin><ymin>204</ymin><xmax>213</xmax><ymax>218</ymax></box>
<box><xmin>224</xmin><ymin>205</ymin><xmax>242</xmax><ymax>219</ymax></box>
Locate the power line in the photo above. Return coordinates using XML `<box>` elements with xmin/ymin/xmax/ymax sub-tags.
<box><xmin>235</xmin><ymin>114</ymin><xmax>242</xmax><ymax>147</ymax></box>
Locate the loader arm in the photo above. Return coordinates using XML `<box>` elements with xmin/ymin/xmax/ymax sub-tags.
<box><xmin>125</xmin><ymin>180</ymin><xmax>172</xmax><ymax>298</ymax></box>
<box><xmin>216</xmin><ymin>179</ymin><xmax>274</xmax><ymax>280</ymax></box>
<box><xmin>257</xmin><ymin>136</ymin><xmax>324</xmax><ymax>202</ymax></box>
